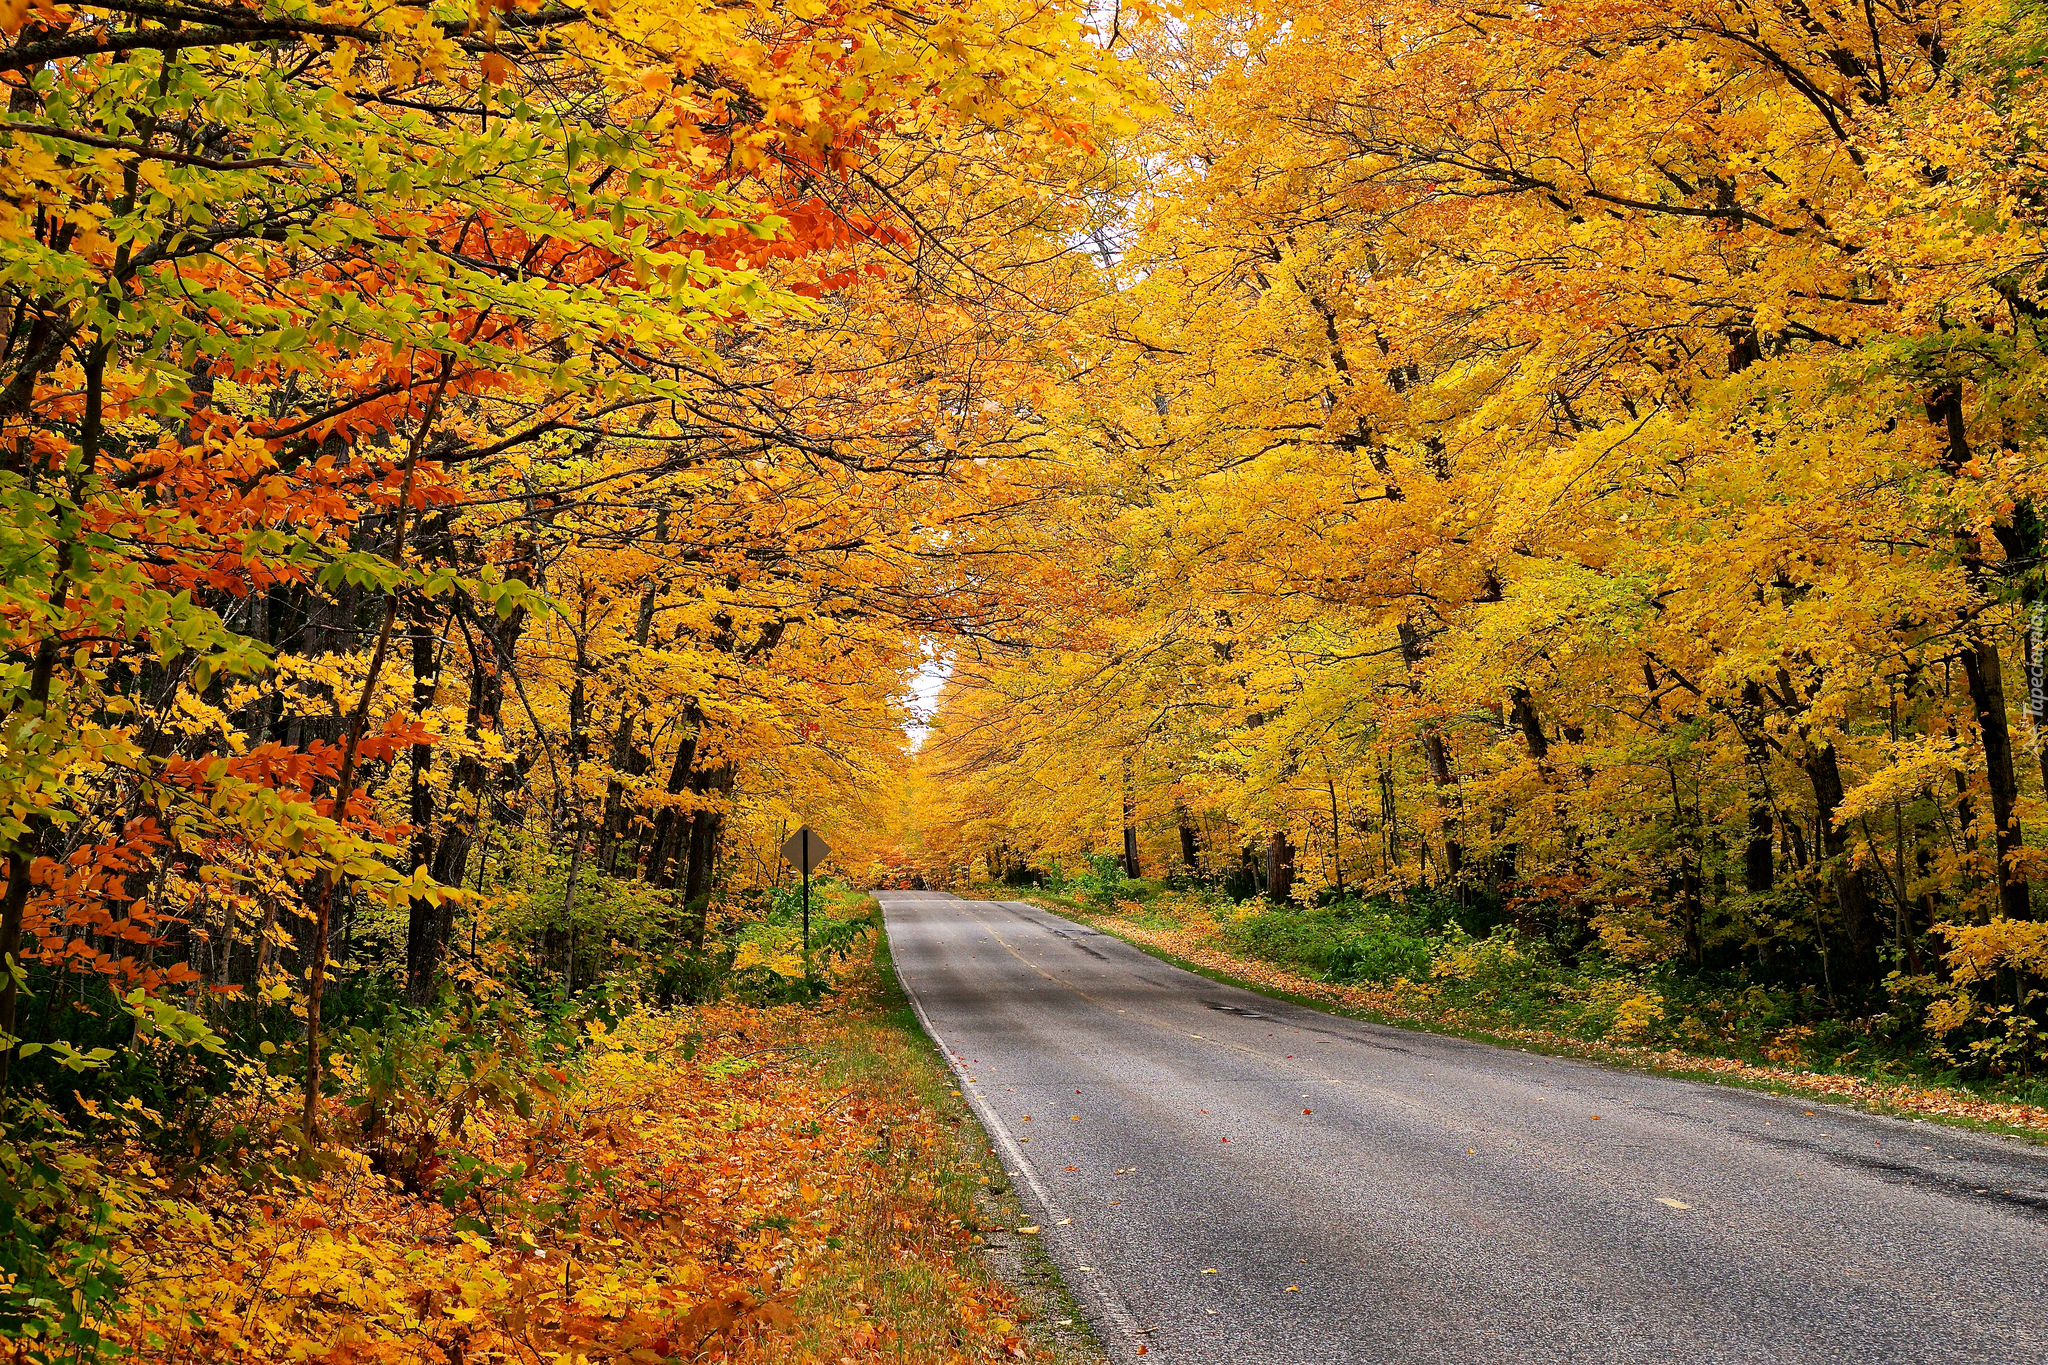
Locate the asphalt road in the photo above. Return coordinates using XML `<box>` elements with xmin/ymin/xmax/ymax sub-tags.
<box><xmin>878</xmin><ymin>891</ymin><xmax>2048</xmax><ymax>1365</ymax></box>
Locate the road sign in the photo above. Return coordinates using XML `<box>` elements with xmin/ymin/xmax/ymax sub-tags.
<box><xmin>780</xmin><ymin>826</ymin><xmax>831</xmax><ymax>980</ymax></box>
<box><xmin>780</xmin><ymin>826</ymin><xmax>830</xmax><ymax>876</ymax></box>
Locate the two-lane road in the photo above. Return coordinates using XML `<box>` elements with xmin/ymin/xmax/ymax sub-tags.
<box><xmin>880</xmin><ymin>891</ymin><xmax>2048</xmax><ymax>1364</ymax></box>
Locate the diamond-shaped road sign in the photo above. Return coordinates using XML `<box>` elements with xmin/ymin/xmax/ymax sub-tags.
<box><xmin>780</xmin><ymin>826</ymin><xmax>830</xmax><ymax>876</ymax></box>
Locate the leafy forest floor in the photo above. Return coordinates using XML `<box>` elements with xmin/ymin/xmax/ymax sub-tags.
<box><xmin>76</xmin><ymin>901</ymin><xmax>1099</xmax><ymax>1365</ymax></box>
<box><xmin>982</xmin><ymin>882</ymin><xmax>2048</xmax><ymax>1143</ymax></box>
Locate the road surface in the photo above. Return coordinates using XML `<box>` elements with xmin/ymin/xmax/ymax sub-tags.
<box><xmin>878</xmin><ymin>891</ymin><xmax>2048</xmax><ymax>1365</ymax></box>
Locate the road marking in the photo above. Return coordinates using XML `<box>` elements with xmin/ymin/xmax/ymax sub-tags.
<box><xmin>884</xmin><ymin>903</ymin><xmax>1149</xmax><ymax>1362</ymax></box>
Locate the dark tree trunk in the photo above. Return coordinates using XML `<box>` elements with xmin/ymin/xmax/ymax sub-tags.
<box><xmin>404</xmin><ymin>594</ymin><xmax>444</xmax><ymax>1005</ymax></box>
<box><xmin>1265</xmin><ymin>829</ymin><xmax>1295</xmax><ymax>904</ymax></box>
<box><xmin>1121</xmin><ymin>755</ymin><xmax>1141</xmax><ymax>878</ymax></box>
<box><xmin>430</xmin><ymin>592</ymin><xmax>526</xmax><ymax>897</ymax></box>
<box><xmin>1802</xmin><ymin>742</ymin><xmax>1882</xmax><ymax>981</ymax></box>
<box><xmin>601</xmin><ymin>512</ymin><xmax>667</xmax><ymax>872</ymax></box>
<box><xmin>1509</xmin><ymin>686</ymin><xmax>1549</xmax><ymax>762</ymax></box>
<box><xmin>1737</xmin><ymin>682</ymin><xmax>1775</xmax><ymax>894</ymax></box>
<box><xmin>1400</xmin><ymin>619</ymin><xmax>1463</xmax><ymax>880</ymax></box>
<box><xmin>1745</xmin><ymin>803</ymin><xmax>1775</xmax><ymax>895</ymax></box>
<box><xmin>681</xmin><ymin>762</ymin><xmax>733</xmax><ymax>948</ymax></box>
<box><xmin>1930</xmin><ymin>383</ymin><xmax>2034</xmax><ymax>918</ymax></box>
<box><xmin>1959</xmin><ymin>635</ymin><xmax>2032</xmax><ymax>919</ymax></box>
<box><xmin>646</xmin><ymin>703</ymin><xmax>702</xmax><ymax>888</ymax></box>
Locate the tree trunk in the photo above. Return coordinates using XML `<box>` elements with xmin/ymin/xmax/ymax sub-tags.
<box><xmin>600</xmin><ymin>511</ymin><xmax>667</xmax><ymax>872</ymax></box>
<box><xmin>1802</xmin><ymin>741</ymin><xmax>1882</xmax><ymax>980</ymax></box>
<box><xmin>1121</xmin><ymin>755</ymin><xmax>1140</xmax><ymax>879</ymax></box>
<box><xmin>1745</xmin><ymin>802</ymin><xmax>1775</xmax><ymax>894</ymax></box>
<box><xmin>430</xmin><ymin>594</ymin><xmax>525</xmax><ymax>896</ymax></box>
<box><xmin>1959</xmin><ymin>634</ymin><xmax>2032</xmax><ymax>919</ymax></box>
<box><xmin>647</xmin><ymin>703</ymin><xmax>703</xmax><ymax>887</ymax></box>
<box><xmin>1738</xmin><ymin>682</ymin><xmax>1775</xmax><ymax>894</ymax></box>
<box><xmin>404</xmin><ymin>595</ymin><xmax>444</xmax><ymax>1006</ymax></box>
<box><xmin>1930</xmin><ymin>382</ymin><xmax>2033</xmax><ymax>918</ymax></box>
<box><xmin>1400</xmin><ymin>619</ymin><xmax>1463</xmax><ymax>880</ymax></box>
<box><xmin>1509</xmin><ymin>686</ymin><xmax>1549</xmax><ymax>762</ymax></box>
<box><xmin>1265</xmin><ymin>829</ymin><xmax>1295</xmax><ymax>904</ymax></box>
<box><xmin>681</xmin><ymin>762</ymin><xmax>733</xmax><ymax>948</ymax></box>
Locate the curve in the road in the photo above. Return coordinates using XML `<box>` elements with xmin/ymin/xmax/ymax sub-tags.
<box><xmin>880</xmin><ymin>890</ymin><xmax>2048</xmax><ymax>1365</ymax></box>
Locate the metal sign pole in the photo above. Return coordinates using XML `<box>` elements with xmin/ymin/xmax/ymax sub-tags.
<box><xmin>779</xmin><ymin>825</ymin><xmax>830</xmax><ymax>988</ymax></box>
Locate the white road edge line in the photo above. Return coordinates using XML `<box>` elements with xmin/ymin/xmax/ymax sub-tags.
<box><xmin>882</xmin><ymin>895</ymin><xmax>1152</xmax><ymax>1363</ymax></box>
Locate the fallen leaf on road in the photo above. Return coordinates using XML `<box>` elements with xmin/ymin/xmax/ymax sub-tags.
<box><xmin>1203</xmin><ymin>1269</ymin><xmax>1218</xmax><ymax>1274</ymax></box>
<box><xmin>1064</xmin><ymin>1165</ymin><xmax>1078</xmax><ymax>1171</ymax></box>
<box><xmin>1303</xmin><ymin>1109</ymin><xmax>1311</xmax><ymax>1115</ymax></box>
<box><xmin>1057</xmin><ymin>1218</ymin><xmax>1072</xmax><ymax>1225</ymax></box>
<box><xmin>1286</xmin><ymin>1286</ymin><xmax>1299</xmax><ymax>1292</ymax></box>
<box><xmin>1590</xmin><ymin>1115</ymin><xmax>1602</xmax><ymax>1120</ymax></box>
<box><xmin>1018</xmin><ymin>1225</ymin><xmax>1039</xmax><ymax>1234</ymax></box>
<box><xmin>1655</xmin><ymin>1198</ymin><xmax>1690</xmax><ymax>1210</ymax></box>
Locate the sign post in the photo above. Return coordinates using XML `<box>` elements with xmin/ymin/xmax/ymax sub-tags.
<box><xmin>778</xmin><ymin>826</ymin><xmax>831</xmax><ymax>977</ymax></box>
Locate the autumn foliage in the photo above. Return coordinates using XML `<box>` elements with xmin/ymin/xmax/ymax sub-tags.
<box><xmin>918</xmin><ymin>0</ymin><xmax>2048</xmax><ymax>1084</ymax></box>
<box><xmin>111</xmin><ymin>965</ymin><xmax>1044</xmax><ymax>1363</ymax></box>
<box><xmin>15</xmin><ymin>0</ymin><xmax>2048</xmax><ymax>1352</ymax></box>
<box><xmin>0</xmin><ymin>0</ymin><xmax>1132</xmax><ymax>1354</ymax></box>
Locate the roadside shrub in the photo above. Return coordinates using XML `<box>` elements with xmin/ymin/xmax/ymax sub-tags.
<box><xmin>1926</xmin><ymin>917</ymin><xmax>2048</xmax><ymax>1075</ymax></box>
<box><xmin>1576</xmin><ymin>978</ymin><xmax>1667</xmax><ymax>1043</ymax></box>
<box><xmin>1430</xmin><ymin>928</ymin><xmax>1531</xmax><ymax>986</ymax></box>
<box><xmin>1075</xmin><ymin>854</ymin><xmax>1146</xmax><ymax>911</ymax></box>
<box><xmin>1324</xmin><ymin>923</ymin><xmax>1434</xmax><ymax>984</ymax></box>
<box><xmin>1217</xmin><ymin>902</ymin><xmax>1434</xmax><ymax>984</ymax></box>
